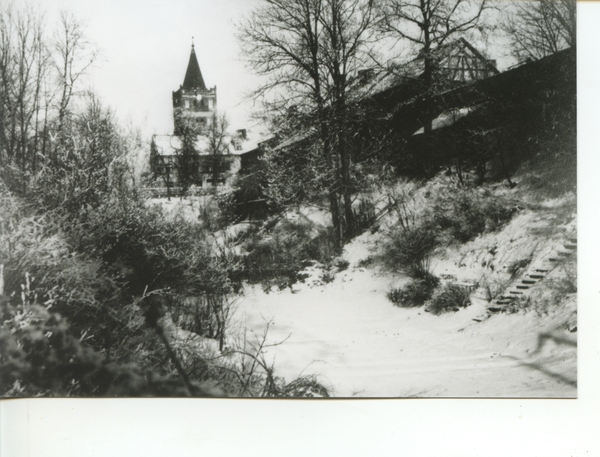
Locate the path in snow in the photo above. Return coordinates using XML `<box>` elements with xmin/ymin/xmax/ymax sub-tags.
<box><xmin>235</xmin><ymin>268</ymin><xmax>576</xmax><ymax>398</ymax></box>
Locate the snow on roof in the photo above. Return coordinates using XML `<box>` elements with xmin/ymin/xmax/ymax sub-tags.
<box><xmin>152</xmin><ymin>135</ymin><xmax>209</xmax><ymax>156</ymax></box>
<box><xmin>152</xmin><ymin>128</ymin><xmax>270</xmax><ymax>157</ymax></box>
<box><xmin>352</xmin><ymin>63</ymin><xmax>420</xmax><ymax>100</ymax></box>
<box><xmin>230</xmin><ymin>127</ymin><xmax>276</xmax><ymax>154</ymax></box>
<box><xmin>412</xmin><ymin>107</ymin><xmax>475</xmax><ymax>136</ymax></box>
<box><xmin>271</xmin><ymin>129</ymin><xmax>315</xmax><ymax>151</ymax></box>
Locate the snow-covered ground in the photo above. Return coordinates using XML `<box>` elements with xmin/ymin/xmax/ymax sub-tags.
<box><xmin>236</xmin><ymin>266</ymin><xmax>576</xmax><ymax>397</ymax></box>
<box><xmin>150</xmin><ymin>182</ymin><xmax>577</xmax><ymax>398</ymax></box>
<box><xmin>234</xmin><ymin>192</ymin><xmax>578</xmax><ymax>398</ymax></box>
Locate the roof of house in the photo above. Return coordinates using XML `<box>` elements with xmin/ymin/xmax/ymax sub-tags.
<box><xmin>353</xmin><ymin>38</ymin><xmax>499</xmax><ymax>101</ymax></box>
<box><xmin>152</xmin><ymin>129</ymin><xmax>269</xmax><ymax>157</ymax></box>
<box><xmin>152</xmin><ymin>135</ymin><xmax>209</xmax><ymax>156</ymax></box>
<box><xmin>182</xmin><ymin>44</ymin><xmax>207</xmax><ymax>91</ymax></box>
<box><xmin>412</xmin><ymin>106</ymin><xmax>476</xmax><ymax>135</ymax></box>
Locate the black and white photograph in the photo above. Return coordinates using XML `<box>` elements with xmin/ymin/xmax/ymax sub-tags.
<box><xmin>0</xmin><ymin>0</ymin><xmax>578</xmax><ymax>400</ymax></box>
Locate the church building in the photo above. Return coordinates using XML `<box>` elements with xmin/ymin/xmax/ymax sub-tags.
<box><xmin>171</xmin><ymin>42</ymin><xmax>217</xmax><ymax>135</ymax></box>
<box><xmin>148</xmin><ymin>42</ymin><xmax>262</xmax><ymax>197</ymax></box>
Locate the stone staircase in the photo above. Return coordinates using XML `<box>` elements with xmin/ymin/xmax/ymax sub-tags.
<box><xmin>484</xmin><ymin>236</ymin><xmax>577</xmax><ymax>315</ymax></box>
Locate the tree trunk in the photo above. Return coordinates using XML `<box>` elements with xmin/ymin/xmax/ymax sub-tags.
<box><xmin>339</xmin><ymin>127</ymin><xmax>355</xmax><ymax>239</ymax></box>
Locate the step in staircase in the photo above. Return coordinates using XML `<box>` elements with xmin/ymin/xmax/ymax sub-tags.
<box><xmin>477</xmin><ymin>236</ymin><xmax>577</xmax><ymax>318</ymax></box>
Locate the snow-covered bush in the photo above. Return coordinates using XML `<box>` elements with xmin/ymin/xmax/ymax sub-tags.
<box><xmin>240</xmin><ymin>221</ymin><xmax>338</xmax><ymax>289</ymax></box>
<box><xmin>430</xmin><ymin>188</ymin><xmax>516</xmax><ymax>243</ymax></box>
<box><xmin>387</xmin><ymin>275</ymin><xmax>439</xmax><ymax>308</ymax></box>
<box><xmin>383</xmin><ymin>225</ymin><xmax>438</xmax><ymax>280</ymax></box>
<box><xmin>426</xmin><ymin>283</ymin><xmax>471</xmax><ymax>315</ymax></box>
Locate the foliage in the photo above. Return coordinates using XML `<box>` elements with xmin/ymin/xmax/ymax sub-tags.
<box><xmin>261</xmin><ymin>136</ymin><xmax>331</xmax><ymax>206</ymax></box>
<box><xmin>426</xmin><ymin>283</ymin><xmax>471</xmax><ymax>315</ymax></box>
<box><xmin>384</xmin><ymin>224</ymin><xmax>438</xmax><ymax>279</ymax></box>
<box><xmin>0</xmin><ymin>177</ymin><xmax>241</xmax><ymax>395</ymax></box>
<box><xmin>0</xmin><ymin>4</ymin><xmax>99</xmax><ymax>195</ymax></box>
<box><xmin>320</xmin><ymin>269</ymin><xmax>336</xmax><ymax>284</ymax></box>
<box><xmin>29</xmin><ymin>92</ymin><xmax>135</xmax><ymax>215</ymax></box>
<box><xmin>352</xmin><ymin>198</ymin><xmax>378</xmax><ymax>236</ymax></box>
<box><xmin>0</xmin><ymin>303</ymin><xmax>221</xmax><ymax>397</ymax></box>
<box><xmin>213</xmin><ymin>188</ymin><xmax>241</xmax><ymax>228</ymax></box>
<box><xmin>204</xmin><ymin>111</ymin><xmax>231</xmax><ymax>156</ymax></box>
<box><xmin>506</xmin><ymin>258</ymin><xmax>532</xmax><ymax>278</ymax></box>
<box><xmin>78</xmin><ymin>197</ymin><xmax>241</xmax><ymax>301</ymax></box>
<box><xmin>172</xmin><ymin>107</ymin><xmax>202</xmax><ymax>194</ymax></box>
<box><xmin>430</xmin><ymin>188</ymin><xmax>516</xmax><ymax>243</ymax></box>
<box><xmin>238</xmin><ymin>220</ymin><xmax>338</xmax><ymax>289</ymax></box>
<box><xmin>168</xmin><ymin>293</ymin><xmax>237</xmax><ymax>352</ymax></box>
<box><xmin>237</xmin><ymin>0</ymin><xmax>379</xmax><ymax>247</ymax></box>
<box><xmin>228</xmin><ymin>165</ymin><xmax>271</xmax><ymax>222</ymax></box>
<box><xmin>334</xmin><ymin>258</ymin><xmax>350</xmax><ymax>271</ymax></box>
<box><xmin>387</xmin><ymin>276</ymin><xmax>439</xmax><ymax>307</ymax></box>
<box><xmin>222</xmin><ymin>322</ymin><xmax>331</xmax><ymax>398</ymax></box>
<box><xmin>279</xmin><ymin>375</ymin><xmax>330</xmax><ymax>398</ymax></box>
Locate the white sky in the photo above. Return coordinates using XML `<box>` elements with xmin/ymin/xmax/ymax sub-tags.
<box><xmin>36</xmin><ymin>0</ymin><xmax>519</xmax><ymax>140</ymax></box>
<box><xmin>40</xmin><ymin>0</ymin><xmax>265</xmax><ymax>137</ymax></box>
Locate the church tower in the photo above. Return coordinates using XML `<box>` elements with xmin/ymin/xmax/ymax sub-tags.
<box><xmin>172</xmin><ymin>42</ymin><xmax>217</xmax><ymax>135</ymax></box>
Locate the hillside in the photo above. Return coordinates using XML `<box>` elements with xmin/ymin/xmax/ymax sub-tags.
<box><xmin>233</xmin><ymin>166</ymin><xmax>577</xmax><ymax>397</ymax></box>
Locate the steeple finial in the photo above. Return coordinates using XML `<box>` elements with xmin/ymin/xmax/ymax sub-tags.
<box><xmin>192</xmin><ymin>36</ymin><xmax>194</xmax><ymax>48</ymax></box>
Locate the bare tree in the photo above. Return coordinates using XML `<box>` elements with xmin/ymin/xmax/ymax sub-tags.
<box><xmin>377</xmin><ymin>0</ymin><xmax>490</xmax><ymax>133</ymax></box>
<box><xmin>1</xmin><ymin>4</ymin><xmax>98</xmax><ymax>195</ymax></box>
<box><xmin>0</xmin><ymin>3</ymin><xmax>49</xmax><ymax>193</ymax></box>
<box><xmin>205</xmin><ymin>111</ymin><xmax>230</xmax><ymax>187</ymax></box>
<box><xmin>205</xmin><ymin>111</ymin><xmax>230</xmax><ymax>156</ymax></box>
<box><xmin>502</xmin><ymin>0</ymin><xmax>576</xmax><ymax>62</ymax></box>
<box><xmin>172</xmin><ymin>107</ymin><xmax>200</xmax><ymax>195</ymax></box>
<box><xmin>52</xmin><ymin>9</ymin><xmax>98</xmax><ymax>134</ymax></box>
<box><xmin>238</xmin><ymin>0</ymin><xmax>377</xmax><ymax>247</ymax></box>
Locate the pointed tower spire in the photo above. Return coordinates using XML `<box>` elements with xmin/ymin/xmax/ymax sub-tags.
<box><xmin>182</xmin><ymin>40</ymin><xmax>207</xmax><ymax>91</ymax></box>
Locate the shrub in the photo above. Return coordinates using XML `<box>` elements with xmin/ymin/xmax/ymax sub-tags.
<box><xmin>320</xmin><ymin>270</ymin><xmax>336</xmax><ymax>284</ymax></box>
<box><xmin>280</xmin><ymin>375</ymin><xmax>330</xmax><ymax>398</ymax></box>
<box><xmin>195</xmin><ymin>192</ymin><xmax>232</xmax><ymax>231</ymax></box>
<box><xmin>387</xmin><ymin>276</ymin><xmax>439</xmax><ymax>308</ymax></box>
<box><xmin>0</xmin><ymin>180</ymin><xmax>244</xmax><ymax>396</ymax></box>
<box><xmin>478</xmin><ymin>277</ymin><xmax>507</xmax><ymax>302</ymax></box>
<box><xmin>0</xmin><ymin>304</ymin><xmax>221</xmax><ymax>397</ymax></box>
<box><xmin>239</xmin><ymin>222</ymin><xmax>338</xmax><ymax>288</ymax></box>
<box><xmin>431</xmin><ymin>189</ymin><xmax>516</xmax><ymax>243</ymax></box>
<box><xmin>525</xmin><ymin>260</ymin><xmax>577</xmax><ymax>316</ymax></box>
<box><xmin>334</xmin><ymin>258</ymin><xmax>350</xmax><ymax>271</ymax></box>
<box><xmin>426</xmin><ymin>283</ymin><xmax>472</xmax><ymax>315</ymax></box>
<box><xmin>228</xmin><ymin>170</ymin><xmax>271</xmax><ymax>222</ymax></box>
<box><xmin>356</xmin><ymin>256</ymin><xmax>374</xmax><ymax>268</ymax></box>
<box><xmin>384</xmin><ymin>225</ymin><xmax>438</xmax><ymax>279</ymax></box>
<box><xmin>507</xmin><ymin>258</ymin><xmax>532</xmax><ymax>277</ymax></box>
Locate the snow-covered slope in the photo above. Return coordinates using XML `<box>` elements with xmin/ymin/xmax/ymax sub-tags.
<box><xmin>235</xmin><ymin>185</ymin><xmax>577</xmax><ymax>397</ymax></box>
<box><xmin>237</xmin><ymin>265</ymin><xmax>575</xmax><ymax>397</ymax></box>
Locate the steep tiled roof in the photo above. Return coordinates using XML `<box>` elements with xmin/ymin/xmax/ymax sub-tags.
<box><xmin>182</xmin><ymin>44</ymin><xmax>207</xmax><ymax>91</ymax></box>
